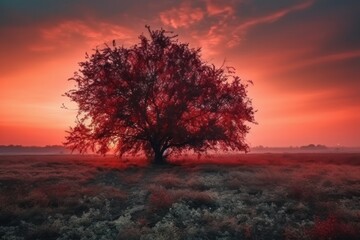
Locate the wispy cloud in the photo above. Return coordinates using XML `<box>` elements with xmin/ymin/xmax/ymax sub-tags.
<box><xmin>205</xmin><ymin>0</ymin><xmax>234</xmax><ymax>16</ymax></box>
<box><xmin>265</xmin><ymin>49</ymin><xmax>360</xmax><ymax>75</ymax></box>
<box><xmin>229</xmin><ymin>0</ymin><xmax>315</xmax><ymax>47</ymax></box>
<box><xmin>295</xmin><ymin>49</ymin><xmax>360</xmax><ymax>68</ymax></box>
<box><xmin>159</xmin><ymin>0</ymin><xmax>315</xmax><ymax>56</ymax></box>
<box><xmin>160</xmin><ymin>2</ymin><xmax>205</xmax><ymax>28</ymax></box>
<box><xmin>164</xmin><ymin>0</ymin><xmax>236</xmax><ymax>56</ymax></box>
<box><xmin>237</xmin><ymin>0</ymin><xmax>314</xmax><ymax>32</ymax></box>
<box><xmin>30</xmin><ymin>20</ymin><xmax>136</xmax><ymax>52</ymax></box>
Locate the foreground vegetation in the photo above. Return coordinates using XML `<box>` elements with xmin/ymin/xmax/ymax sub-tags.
<box><xmin>0</xmin><ymin>153</ymin><xmax>359</xmax><ymax>239</ymax></box>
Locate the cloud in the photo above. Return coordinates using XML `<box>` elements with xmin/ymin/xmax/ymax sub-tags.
<box><xmin>237</xmin><ymin>0</ymin><xmax>314</xmax><ymax>32</ymax></box>
<box><xmin>160</xmin><ymin>0</ymin><xmax>236</xmax><ymax>56</ymax></box>
<box><xmin>224</xmin><ymin>0</ymin><xmax>315</xmax><ymax>48</ymax></box>
<box><xmin>29</xmin><ymin>20</ymin><xmax>136</xmax><ymax>52</ymax></box>
<box><xmin>260</xmin><ymin>49</ymin><xmax>360</xmax><ymax>77</ymax></box>
<box><xmin>162</xmin><ymin>0</ymin><xmax>315</xmax><ymax>56</ymax></box>
<box><xmin>160</xmin><ymin>2</ymin><xmax>205</xmax><ymax>28</ymax></box>
<box><xmin>205</xmin><ymin>0</ymin><xmax>234</xmax><ymax>16</ymax></box>
<box><xmin>191</xmin><ymin>18</ymin><xmax>233</xmax><ymax>56</ymax></box>
<box><xmin>293</xmin><ymin>49</ymin><xmax>360</xmax><ymax>69</ymax></box>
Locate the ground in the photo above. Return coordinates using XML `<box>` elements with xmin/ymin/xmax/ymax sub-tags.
<box><xmin>0</xmin><ymin>153</ymin><xmax>359</xmax><ymax>240</ymax></box>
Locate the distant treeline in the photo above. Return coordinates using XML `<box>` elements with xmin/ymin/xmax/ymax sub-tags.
<box><xmin>251</xmin><ymin>144</ymin><xmax>360</xmax><ymax>153</ymax></box>
<box><xmin>299</xmin><ymin>144</ymin><xmax>327</xmax><ymax>149</ymax></box>
<box><xmin>0</xmin><ymin>145</ymin><xmax>72</xmax><ymax>154</ymax></box>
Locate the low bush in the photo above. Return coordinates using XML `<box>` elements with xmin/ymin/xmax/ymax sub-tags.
<box><xmin>309</xmin><ymin>214</ymin><xmax>359</xmax><ymax>240</ymax></box>
<box><xmin>148</xmin><ymin>187</ymin><xmax>177</xmax><ymax>212</ymax></box>
<box><xmin>25</xmin><ymin>224</ymin><xmax>60</xmax><ymax>240</ymax></box>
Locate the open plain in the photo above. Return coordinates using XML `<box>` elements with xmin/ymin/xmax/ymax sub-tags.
<box><xmin>0</xmin><ymin>153</ymin><xmax>359</xmax><ymax>240</ymax></box>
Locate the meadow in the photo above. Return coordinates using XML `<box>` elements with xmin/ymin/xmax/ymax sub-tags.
<box><xmin>0</xmin><ymin>153</ymin><xmax>359</xmax><ymax>240</ymax></box>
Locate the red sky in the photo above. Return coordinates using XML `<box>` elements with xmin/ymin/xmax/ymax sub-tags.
<box><xmin>1</xmin><ymin>0</ymin><xmax>359</xmax><ymax>147</ymax></box>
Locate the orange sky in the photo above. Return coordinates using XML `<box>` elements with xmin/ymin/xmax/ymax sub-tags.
<box><xmin>1</xmin><ymin>0</ymin><xmax>359</xmax><ymax>147</ymax></box>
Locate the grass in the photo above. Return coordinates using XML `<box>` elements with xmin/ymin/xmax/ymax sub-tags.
<box><xmin>0</xmin><ymin>153</ymin><xmax>359</xmax><ymax>239</ymax></box>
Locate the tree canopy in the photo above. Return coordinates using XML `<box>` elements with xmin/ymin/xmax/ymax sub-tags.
<box><xmin>65</xmin><ymin>26</ymin><xmax>255</xmax><ymax>164</ymax></box>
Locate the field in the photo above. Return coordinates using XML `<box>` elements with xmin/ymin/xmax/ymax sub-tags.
<box><xmin>0</xmin><ymin>153</ymin><xmax>359</xmax><ymax>240</ymax></box>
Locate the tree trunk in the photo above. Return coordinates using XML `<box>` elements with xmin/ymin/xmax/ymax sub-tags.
<box><xmin>153</xmin><ymin>149</ymin><xmax>166</xmax><ymax>165</ymax></box>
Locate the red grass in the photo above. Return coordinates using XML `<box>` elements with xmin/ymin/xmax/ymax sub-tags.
<box><xmin>148</xmin><ymin>187</ymin><xmax>176</xmax><ymax>211</ymax></box>
<box><xmin>309</xmin><ymin>215</ymin><xmax>359</xmax><ymax>240</ymax></box>
<box><xmin>148</xmin><ymin>185</ymin><xmax>217</xmax><ymax>212</ymax></box>
<box><xmin>242</xmin><ymin>224</ymin><xmax>253</xmax><ymax>239</ymax></box>
<box><xmin>98</xmin><ymin>186</ymin><xmax>128</xmax><ymax>200</ymax></box>
<box><xmin>287</xmin><ymin>183</ymin><xmax>317</xmax><ymax>203</ymax></box>
<box><xmin>154</xmin><ymin>173</ymin><xmax>182</xmax><ymax>188</ymax></box>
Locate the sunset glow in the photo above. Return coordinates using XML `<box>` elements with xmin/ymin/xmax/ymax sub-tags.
<box><xmin>1</xmin><ymin>0</ymin><xmax>359</xmax><ymax>147</ymax></box>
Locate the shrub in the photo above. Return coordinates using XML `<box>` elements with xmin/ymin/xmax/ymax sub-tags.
<box><xmin>154</xmin><ymin>173</ymin><xmax>182</xmax><ymax>189</ymax></box>
<box><xmin>99</xmin><ymin>186</ymin><xmax>128</xmax><ymax>201</ymax></box>
<box><xmin>242</xmin><ymin>224</ymin><xmax>253</xmax><ymax>239</ymax></box>
<box><xmin>287</xmin><ymin>183</ymin><xmax>317</xmax><ymax>203</ymax></box>
<box><xmin>25</xmin><ymin>224</ymin><xmax>60</xmax><ymax>240</ymax></box>
<box><xmin>309</xmin><ymin>214</ymin><xmax>359</xmax><ymax>240</ymax></box>
<box><xmin>181</xmin><ymin>190</ymin><xmax>217</xmax><ymax>209</ymax></box>
<box><xmin>26</xmin><ymin>183</ymin><xmax>76</xmax><ymax>208</ymax></box>
<box><xmin>283</xmin><ymin>226</ymin><xmax>310</xmax><ymax>240</ymax></box>
<box><xmin>226</xmin><ymin>177</ymin><xmax>243</xmax><ymax>190</ymax></box>
<box><xmin>148</xmin><ymin>186</ymin><xmax>177</xmax><ymax>212</ymax></box>
<box><xmin>185</xmin><ymin>177</ymin><xmax>208</xmax><ymax>190</ymax></box>
<box><xmin>117</xmin><ymin>228</ymin><xmax>138</xmax><ymax>240</ymax></box>
<box><xmin>0</xmin><ymin>208</ymin><xmax>20</xmax><ymax>226</ymax></box>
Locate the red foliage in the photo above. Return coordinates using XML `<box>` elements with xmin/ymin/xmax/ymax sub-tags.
<box><xmin>65</xmin><ymin>26</ymin><xmax>255</xmax><ymax>164</ymax></box>
<box><xmin>287</xmin><ymin>184</ymin><xmax>314</xmax><ymax>202</ymax></box>
<box><xmin>148</xmin><ymin>187</ymin><xmax>176</xmax><ymax>211</ymax></box>
<box><xmin>309</xmin><ymin>214</ymin><xmax>359</xmax><ymax>240</ymax></box>
<box><xmin>98</xmin><ymin>186</ymin><xmax>127</xmax><ymax>200</ymax></box>
<box><xmin>243</xmin><ymin>224</ymin><xmax>253</xmax><ymax>239</ymax></box>
<box><xmin>27</xmin><ymin>183</ymin><xmax>76</xmax><ymax>207</ymax></box>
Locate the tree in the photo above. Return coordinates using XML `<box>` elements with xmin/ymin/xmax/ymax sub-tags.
<box><xmin>65</xmin><ymin>26</ymin><xmax>255</xmax><ymax>164</ymax></box>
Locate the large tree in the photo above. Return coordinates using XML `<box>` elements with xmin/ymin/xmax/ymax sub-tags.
<box><xmin>65</xmin><ymin>27</ymin><xmax>255</xmax><ymax>164</ymax></box>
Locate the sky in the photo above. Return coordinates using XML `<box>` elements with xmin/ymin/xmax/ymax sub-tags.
<box><xmin>0</xmin><ymin>0</ymin><xmax>359</xmax><ymax>147</ymax></box>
